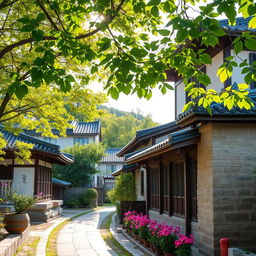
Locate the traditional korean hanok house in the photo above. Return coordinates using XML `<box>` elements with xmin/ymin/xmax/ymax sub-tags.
<box><xmin>117</xmin><ymin>17</ymin><xmax>256</xmax><ymax>256</ymax></box>
<box><xmin>0</xmin><ymin>128</ymin><xmax>73</xmax><ymax>222</ymax></box>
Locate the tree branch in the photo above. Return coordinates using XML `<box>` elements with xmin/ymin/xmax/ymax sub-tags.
<box><xmin>0</xmin><ymin>93</ymin><xmax>11</xmax><ymax>121</ymax></box>
<box><xmin>36</xmin><ymin>0</ymin><xmax>60</xmax><ymax>31</ymax></box>
<box><xmin>0</xmin><ymin>0</ymin><xmax>19</xmax><ymax>10</ymax></box>
<box><xmin>0</xmin><ymin>0</ymin><xmax>126</xmax><ymax>59</ymax></box>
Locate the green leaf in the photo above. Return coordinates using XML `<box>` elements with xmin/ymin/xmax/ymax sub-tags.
<box><xmin>32</xmin><ymin>30</ymin><xmax>44</xmax><ymax>41</ymax></box>
<box><xmin>200</xmin><ymin>53</ymin><xmax>212</xmax><ymax>64</ymax></box>
<box><xmin>234</xmin><ymin>40</ymin><xmax>243</xmax><ymax>54</ymax></box>
<box><xmin>148</xmin><ymin>0</ymin><xmax>160</xmax><ymax>5</ymax></box>
<box><xmin>245</xmin><ymin>38</ymin><xmax>256</xmax><ymax>50</ymax></box>
<box><xmin>130</xmin><ymin>48</ymin><xmax>147</xmax><ymax>59</ymax></box>
<box><xmin>20</xmin><ymin>24</ymin><xmax>35</xmax><ymax>32</ymax></box>
<box><xmin>151</xmin><ymin>6</ymin><xmax>159</xmax><ymax>17</ymax></box>
<box><xmin>109</xmin><ymin>87</ymin><xmax>119</xmax><ymax>100</ymax></box>
<box><xmin>30</xmin><ymin>68</ymin><xmax>43</xmax><ymax>81</ymax></box>
<box><xmin>176</xmin><ymin>29</ymin><xmax>188</xmax><ymax>43</ymax></box>
<box><xmin>157</xmin><ymin>29</ymin><xmax>170</xmax><ymax>36</ymax></box>
<box><xmin>15</xmin><ymin>85</ymin><xmax>28</xmax><ymax>99</ymax></box>
<box><xmin>198</xmin><ymin>73</ymin><xmax>211</xmax><ymax>85</ymax></box>
<box><xmin>17</xmin><ymin>16</ymin><xmax>30</xmax><ymax>24</ymax></box>
<box><xmin>66</xmin><ymin>75</ymin><xmax>75</xmax><ymax>82</ymax></box>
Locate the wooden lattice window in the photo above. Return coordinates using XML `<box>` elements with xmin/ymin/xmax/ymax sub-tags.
<box><xmin>150</xmin><ymin>168</ymin><xmax>160</xmax><ymax>210</ymax></box>
<box><xmin>36</xmin><ymin>166</ymin><xmax>52</xmax><ymax>200</ymax></box>
<box><xmin>162</xmin><ymin>164</ymin><xmax>169</xmax><ymax>213</ymax></box>
<box><xmin>171</xmin><ymin>162</ymin><xmax>185</xmax><ymax>216</ymax></box>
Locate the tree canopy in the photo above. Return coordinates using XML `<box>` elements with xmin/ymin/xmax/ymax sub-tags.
<box><xmin>100</xmin><ymin>107</ymin><xmax>159</xmax><ymax>147</ymax></box>
<box><xmin>1</xmin><ymin>0</ymin><xmax>256</xmax><ymax>139</ymax></box>
<box><xmin>53</xmin><ymin>143</ymin><xmax>105</xmax><ymax>187</ymax></box>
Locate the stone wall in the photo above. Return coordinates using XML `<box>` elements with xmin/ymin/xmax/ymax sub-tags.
<box><xmin>197</xmin><ymin>122</ymin><xmax>256</xmax><ymax>255</ymax></box>
<box><xmin>197</xmin><ymin>123</ymin><xmax>215</xmax><ymax>256</ymax></box>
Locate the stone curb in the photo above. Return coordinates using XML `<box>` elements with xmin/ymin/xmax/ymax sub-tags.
<box><xmin>0</xmin><ymin>226</ymin><xmax>30</xmax><ymax>256</ymax></box>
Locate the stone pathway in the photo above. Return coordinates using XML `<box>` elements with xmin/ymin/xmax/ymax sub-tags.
<box><xmin>57</xmin><ymin>207</ymin><xmax>117</xmax><ymax>256</ymax></box>
<box><xmin>33</xmin><ymin>208</ymin><xmax>90</xmax><ymax>256</ymax></box>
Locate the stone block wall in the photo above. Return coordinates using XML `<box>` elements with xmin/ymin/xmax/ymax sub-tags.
<box><xmin>197</xmin><ymin>122</ymin><xmax>256</xmax><ymax>256</ymax></box>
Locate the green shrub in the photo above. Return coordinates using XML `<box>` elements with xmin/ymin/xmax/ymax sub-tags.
<box><xmin>78</xmin><ymin>193</ymin><xmax>90</xmax><ymax>207</ymax></box>
<box><xmin>85</xmin><ymin>188</ymin><xmax>98</xmax><ymax>200</ymax></box>
<box><xmin>6</xmin><ymin>191</ymin><xmax>35</xmax><ymax>214</ymax></box>
<box><xmin>66</xmin><ymin>198</ymin><xmax>81</xmax><ymax>208</ymax></box>
<box><xmin>107</xmin><ymin>172</ymin><xmax>135</xmax><ymax>204</ymax></box>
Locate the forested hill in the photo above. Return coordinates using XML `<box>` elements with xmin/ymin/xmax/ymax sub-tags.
<box><xmin>99</xmin><ymin>106</ymin><xmax>159</xmax><ymax>148</ymax></box>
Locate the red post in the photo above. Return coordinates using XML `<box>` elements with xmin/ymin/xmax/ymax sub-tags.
<box><xmin>220</xmin><ymin>238</ymin><xmax>229</xmax><ymax>256</ymax></box>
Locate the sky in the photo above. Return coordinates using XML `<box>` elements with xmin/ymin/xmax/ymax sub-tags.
<box><xmin>91</xmin><ymin>82</ymin><xmax>176</xmax><ymax>124</ymax></box>
<box><xmin>104</xmin><ymin>88</ymin><xmax>175</xmax><ymax>124</ymax></box>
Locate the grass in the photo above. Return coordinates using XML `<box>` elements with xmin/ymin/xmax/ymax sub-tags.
<box><xmin>45</xmin><ymin>209</ymin><xmax>94</xmax><ymax>256</ymax></box>
<box><xmin>100</xmin><ymin>213</ymin><xmax>133</xmax><ymax>256</ymax></box>
<box><xmin>14</xmin><ymin>236</ymin><xmax>40</xmax><ymax>256</ymax></box>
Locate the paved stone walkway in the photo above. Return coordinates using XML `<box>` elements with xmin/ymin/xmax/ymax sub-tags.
<box><xmin>34</xmin><ymin>208</ymin><xmax>90</xmax><ymax>256</ymax></box>
<box><xmin>57</xmin><ymin>207</ymin><xmax>117</xmax><ymax>256</ymax></box>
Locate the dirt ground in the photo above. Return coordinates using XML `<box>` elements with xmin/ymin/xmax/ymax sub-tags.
<box><xmin>14</xmin><ymin>236</ymin><xmax>40</xmax><ymax>256</ymax></box>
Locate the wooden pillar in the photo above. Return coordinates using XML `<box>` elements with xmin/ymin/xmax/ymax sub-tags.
<box><xmin>184</xmin><ymin>154</ymin><xmax>192</xmax><ymax>236</ymax></box>
<box><xmin>34</xmin><ymin>158</ymin><xmax>38</xmax><ymax>197</ymax></box>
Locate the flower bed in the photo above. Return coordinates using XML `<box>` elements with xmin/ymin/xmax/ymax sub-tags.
<box><xmin>123</xmin><ymin>211</ymin><xmax>193</xmax><ymax>256</ymax></box>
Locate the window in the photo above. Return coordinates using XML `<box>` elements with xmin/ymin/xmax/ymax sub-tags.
<box><xmin>140</xmin><ymin>171</ymin><xmax>145</xmax><ymax>196</ymax></box>
<box><xmin>44</xmin><ymin>137</ymin><xmax>57</xmax><ymax>144</ymax></box>
<box><xmin>106</xmin><ymin>165</ymin><xmax>116</xmax><ymax>174</ymax></box>
<box><xmin>73</xmin><ymin>137</ymin><xmax>89</xmax><ymax>145</ymax></box>
<box><xmin>186</xmin><ymin>66</ymin><xmax>206</xmax><ymax>103</ymax></box>
<box><xmin>35</xmin><ymin>166</ymin><xmax>52</xmax><ymax>200</ymax></box>
<box><xmin>171</xmin><ymin>162</ymin><xmax>185</xmax><ymax>216</ymax></box>
<box><xmin>162</xmin><ymin>164</ymin><xmax>169</xmax><ymax>213</ymax></box>
<box><xmin>150</xmin><ymin>168</ymin><xmax>160</xmax><ymax>210</ymax></box>
<box><xmin>249</xmin><ymin>53</ymin><xmax>256</xmax><ymax>89</ymax></box>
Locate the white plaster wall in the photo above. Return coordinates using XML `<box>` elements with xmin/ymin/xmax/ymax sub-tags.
<box><xmin>13</xmin><ymin>167</ymin><xmax>35</xmax><ymax>197</ymax></box>
<box><xmin>135</xmin><ymin>167</ymin><xmax>146</xmax><ymax>201</ymax></box>
<box><xmin>175</xmin><ymin>50</ymin><xmax>224</xmax><ymax>117</ymax></box>
<box><xmin>36</xmin><ymin>135</ymin><xmax>96</xmax><ymax>149</ymax></box>
<box><xmin>97</xmin><ymin>163</ymin><xmax>123</xmax><ymax>175</ymax></box>
<box><xmin>231</xmin><ymin>50</ymin><xmax>254</xmax><ymax>85</ymax></box>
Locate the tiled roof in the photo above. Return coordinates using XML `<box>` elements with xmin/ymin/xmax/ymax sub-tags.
<box><xmin>219</xmin><ymin>16</ymin><xmax>255</xmax><ymax>33</ymax></box>
<box><xmin>26</xmin><ymin>120</ymin><xmax>101</xmax><ymax>136</ymax></box>
<box><xmin>117</xmin><ymin>121</ymin><xmax>179</xmax><ymax>156</ymax></box>
<box><xmin>103</xmin><ymin>175</ymin><xmax>115</xmax><ymax>179</ymax></box>
<box><xmin>101</xmin><ymin>148</ymin><xmax>124</xmax><ymax>163</ymax></box>
<box><xmin>177</xmin><ymin>89</ymin><xmax>256</xmax><ymax>123</ymax></box>
<box><xmin>136</xmin><ymin>121</ymin><xmax>178</xmax><ymax>137</ymax></box>
<box><xmin>112</xmin><ymin>163</ymin><xmax>137</xmax><ymax>176</ymax></box>
<box><xmin>0</xmin><ymin>128</ymin><xmax>73</xmax><ymax>164</ymax></box>
<box><xmin>52</xmin><ymin>178</ymin><xmax>71</xmax><ymax>186</ymax></box>
<box><xmin>126</xmin><ymin>128</ymin><xmax>199</xmax><ymax>162</ymax></box>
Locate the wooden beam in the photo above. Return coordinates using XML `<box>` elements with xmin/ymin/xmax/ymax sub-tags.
<box><xmin>184</xmin><ymin>154</ymin><xmax>192</xmax><ymax>236</ymax></box>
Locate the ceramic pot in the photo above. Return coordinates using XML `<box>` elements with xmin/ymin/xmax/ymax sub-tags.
<box><xmin>143</xmin><ymin>239</ymin><xmax>150</xmax><ymax>247</ymax></box>
<box><xmin>4</xmin><ymin>213</ymin><xmax>30</xmax><ymax>234</ymax></box>
<box><xmin>156</xmin><ymin>248</ymin><xmax>163</xmax><ymax>256</ymax></box>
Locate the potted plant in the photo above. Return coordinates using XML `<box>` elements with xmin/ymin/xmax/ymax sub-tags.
<box><xmin>3</xmin><ymin>191</ymin><xmax>35</xmax><ymax>234</ymax></box>
<box><xmin>175</xmin><ymin>235</ymin><xmax>193</xmax><ymax>256</ymax></box>
<box><xmin>159</xmin><ymin>225</ymin><xmax>179</xmax><ymax>256</ymax></box>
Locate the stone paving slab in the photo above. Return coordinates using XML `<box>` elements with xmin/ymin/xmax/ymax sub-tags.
<box><xmin>35</xmin><ymin>209</ymin><xmax>90</xmax><ymax>256</ymax></box>
<box><xmin>57</xmin><ymin>207</ymin><xmax>117</xmax><ymax>256</ymax></box>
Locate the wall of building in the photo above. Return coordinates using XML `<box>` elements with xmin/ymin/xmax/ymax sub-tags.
<box><xmin>197</xmin><ymin>122</ymin><xmax>256</xmax><ymax>255</ymax></box>
<box><xmin>135</xmin><ymin>167</ymin><xmax>146</xmax><ymax>201</ymax></box>
<box><xmin>97</xmin><ymin>163</ymin><xmax>123</xmax><ymax>175</ymax></box>
<box><xmin>36</xmin><ymin>135</ymin><xmax>96</xmax><ymax>149</ymax></box>
<box><xmin>13</xmin><ymin>167</ymin><xmax>35</xmax><ymax>197</ymax></box>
